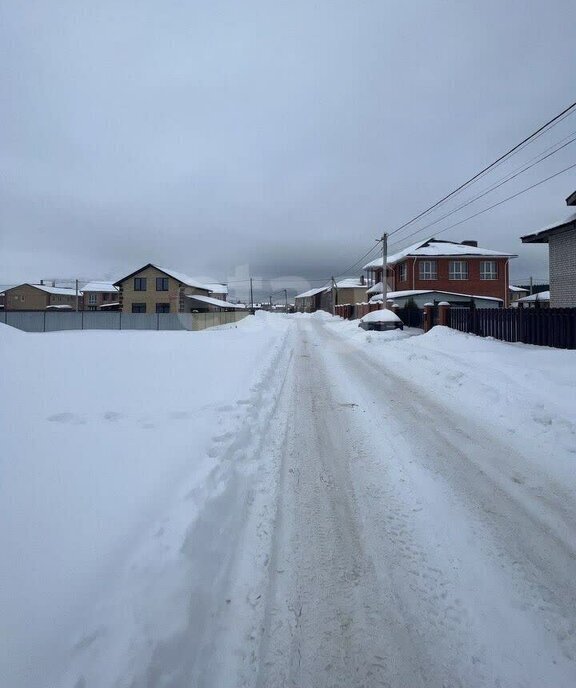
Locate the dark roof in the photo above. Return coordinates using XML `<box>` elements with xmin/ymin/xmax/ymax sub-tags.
<box><xmin>521</xmin><ymin>212</ymin><xmax>576</xmax><ymax>244</ymax></box>
<box><xmin>566</xmin><ymin>190</ymin><xmax>576</xmax><ymax>206</ymax></box>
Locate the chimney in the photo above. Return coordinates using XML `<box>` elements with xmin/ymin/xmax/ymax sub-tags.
<box><xmin>52</xmin><ymin>280</ymin><xmax>56</xmax><ymax>287</ymax></box>
<box><xmin>461</xmin><ymin>240</ymin><xmax>478</xmax><ymax>247</ymax></box>
<box><xmin>40</xmin><ymin>280</ymin><xmax>44</xmax><ymax>285</ymax></box>
<box><xmin>360</xmin><ymin>274</ymin><xmax>365</xmax><ymax>285</ymax></box>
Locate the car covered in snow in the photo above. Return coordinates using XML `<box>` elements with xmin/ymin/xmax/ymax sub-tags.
<box><xmin>358</xmin><ymin>308</ymin><xmax>403</xmax><ymax>331</ymax></box>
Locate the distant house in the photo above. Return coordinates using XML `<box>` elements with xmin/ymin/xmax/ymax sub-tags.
<box><xmin>363</xmin><ymin>238</ymin><xmax>516</xmax><ymax>306</ymax></box>
<box><xmin>369</xmin><ymin>289</ymin><xmax>502</xmax><ymax>309</ymax></box>
<box><xmin>332</xmin><ymin>277</ymin><xmax>369</xmax><ymax>306</ymax></box>
<box><xmin>521</xmin><ymin>191</ymin><xmax>576</xmax><ymax>308</ymax></box>
<box><xmin>202</xmin><ymin>283</ymin><xmax>228</xmax><ymax>302</ymax></box>
<box><xmin>81</xmin><ymin>281</ymin><xmax>120</xmax><ymax>311</ymax></box>
<box><xmin>294</xmin><ymin>286</ymin><xmax>330</xmax><ymax>313</ymax></box>
<box><xmin>3</xmin><ymin>283</ymin><xmax>80</xmax><ymax>311</ymax></box>
<box><xmin>509</xmin><ymin>285</ymin><xmax>529</xmax><ymax>305</ymax></box>
<box><xmin>515</xmin><ymin>290</ymin><xmax>550</xmax><ymax>308</ymax></box>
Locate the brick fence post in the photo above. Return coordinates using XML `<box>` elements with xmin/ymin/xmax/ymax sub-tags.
<box><xmin>423</xmin><ymin>302</ymin><xmax>434</xmax><ymax>332</ymax></box>
<box><xmin>438</xmin><ymin>301</ymin><xmax>451</xmax><ymax>327</ymax></box>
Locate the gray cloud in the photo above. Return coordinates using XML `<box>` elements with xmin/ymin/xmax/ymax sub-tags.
<box><xmin>1</xmin><ymin>0</ymin><xmax>575</xmax><ymax>292</ymax></box>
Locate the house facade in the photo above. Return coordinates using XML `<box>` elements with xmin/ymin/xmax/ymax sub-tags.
<box><xmin>363</xmin><ymin>238</ymin><xmax>515</xmax><ymax>307</ymax></box>
<box><xmin>3</xmin><ymin>283</ymin><xmax>80</xmax><ymax>310</ymax></box>
<box><xmin>294</xmin><ymin>286</ymin><xmax>330</xmax><ymax>312</ymax></box>
<box><xmin>114</xmin><ymin>265</ymin><xmax>213</xmax><ymax>314</ymax></box>
<box><xmin>521</xmin><ymin>191</ymin><xmax>576</xmax><ymax>308</ymax></box>
<box><xmin>333</xmin><ymin>277</ymin><xmax>369</xmax><ymax>306</ymax></box>
<box><xmin>81</xmin><ymin>281</ymin><xmax>120</xmax><ymax>310</ymax></box>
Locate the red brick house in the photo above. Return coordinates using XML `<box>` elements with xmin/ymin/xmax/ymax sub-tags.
<box><xmin>363</xmin><ymin>238</ymin><xmax>516</xmax><ymax>307</ymax></box>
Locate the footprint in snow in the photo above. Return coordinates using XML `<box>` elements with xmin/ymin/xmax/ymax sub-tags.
<box><xmin>47</xmin><ymin>412</ymin><xmax>85</xmax><ymax>425</ymax></box>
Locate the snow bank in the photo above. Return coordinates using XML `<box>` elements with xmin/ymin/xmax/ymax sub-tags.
<box><xmin>0</xmin><ymin>316</ymin><xmax>290</xmax><ymax>688</ymax></box>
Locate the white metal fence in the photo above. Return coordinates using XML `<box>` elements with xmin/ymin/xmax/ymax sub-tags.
<box><xmin>1</xmin><ymin>310</ymin><xmax>249</xmax><ymax>332</ymax></box>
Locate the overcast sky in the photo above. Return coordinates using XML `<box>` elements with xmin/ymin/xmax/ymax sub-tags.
<box><xmin>2</xmin><ymin>0</ymin><xmax>576</xmax><ymax>298</ymax></box>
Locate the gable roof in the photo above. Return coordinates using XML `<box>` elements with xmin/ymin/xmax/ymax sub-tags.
<box><xmin>294</xmin><ymin>286</ymin><xmax>330</xmax><ymax>299</ymax></box>
<box><xmin>113</xmin><ymin>264</ymin><xmax>210</xmax><ymax>291</ymax></box>
<box><xmin>363</xmin><ymin>238</ymin><xmax>516</xmax><ymax>269</ymax></box>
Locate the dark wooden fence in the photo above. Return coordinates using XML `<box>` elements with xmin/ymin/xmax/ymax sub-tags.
<box><xmin>396</xmin><ymin>306</ymin><xmax>424</xmax><ymax>328</ymax></box>
<box><xmin>450</xmin><ymin>307</ymin><xmax>576</xmax><ymax>349</ymax></box>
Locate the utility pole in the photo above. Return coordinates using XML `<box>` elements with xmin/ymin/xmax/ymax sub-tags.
<box><xmin>284</xmin><ymin>289</ymin><xmax>288</xmax><ymax>312</ymax></box>
<box><xmin>529</xmin><ymin>276</ymin><xmax>533</xmax><ymax>295</ymax></box>
<box><xmin>75</xmin><ymin>279</ymin><xmax>79</xmax><ymax>312</ymax></box>
<box><xmin>380</xmin><ymin>233</ymin><xmax>388</xmax><ymax>309</ymax></box>
<box><xmin>249</xmin><ymin>277</ymin><xmax>254</xmax><ymax>314</ymax></box>
<box><xmin>269</xmin><ymin>294</ymin><xmax>272</xmax><ymax>310</ymax></box>
<box><xmin>331</xmin><ymin>276</ymin><xmax>338</xmax><ymax>316</ymax></box>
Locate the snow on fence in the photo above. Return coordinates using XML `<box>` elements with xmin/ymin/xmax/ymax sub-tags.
<box><xmin>1</xmin><ymin>310</ymin><xmax>249</xmax><ymax>332</ymax></box>
<box><xmin>449</xmin><ymin>307</ymin><xmax>576</xmax><ymax>349</ymax></box>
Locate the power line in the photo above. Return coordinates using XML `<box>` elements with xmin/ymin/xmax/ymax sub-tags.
<box><xmin>389</xmin><ymin>161</ymin><xmax>576</xmax><ymax>248</ymax></box>
<box><xmin>390</xmin><ymin>134</ymin><xmax>576</xmax><ymax>244</ymax></box>
<box><xmin>388</xmin><ymin>99</ymin><xmax>576</xmax><ymax>239</ymax></box>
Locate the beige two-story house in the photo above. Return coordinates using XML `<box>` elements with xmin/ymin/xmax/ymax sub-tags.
<box><xmin>114</xmin><ymin>264</ymin><xmax>213</xmax><ymax>313</ymax></box>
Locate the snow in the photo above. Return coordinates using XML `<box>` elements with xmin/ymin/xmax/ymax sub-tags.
<box><xmin>81</xmin><ymin>281</ymin><xmax>119</xmax><ymax>293</ymax></box>
<box><xmin>149</xmin><ymin>265</ymin><xmax>211</xmax><ymax>291</ymax></box>
<box><xmin>517</xmin><ymin>290</ymin><xmax>550</xmax><ymax>303</ymax></box>
<box><xmin>509</xmin><ymin>284</ymin><xmax>529</xmax><ymax>293</ymax></box>
<box><xmin>202</xmin><ymin>282</ymin><xmax>229</xmax><ymax>295</ymax></box>
<box><xmin>2</xmin><ymin>314</ymin><xmax>576</xmax><ymax>687</ymax></box>
<box><xmin>0</xmin><ymin>315</ymin><xmax>291</xmax><ymax>688</ymax></box>
<box><xmin>360</xmin><ymin>308</ymin><xmax>402</xmax><ymax>323</ymax></box>
<box><xmin>363</xmin><ymin>238</ymin><xmax>516</xmax><ymax>269</ymax></box>
<box><xmin>335</xmin><ymin>277</ymin><xmax>366</xmax><ymax>288</ymax></box>
<box><xmin>185</xmin><ymin>293</ymin><xmax>246</xmax><ymax>309</ymax></box>
<box><xmin>13</xmin><ymin>283</ymin><xmax>81</xmax><ymax>296</ymax></box>
<box><xmin>294</xmin><ymin>286</ymin><xmax>329</xmax><ymax>299</ymax></box>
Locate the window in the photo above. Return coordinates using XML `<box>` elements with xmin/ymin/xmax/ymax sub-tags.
<box><xmin>102</xmin><ymin>293</ymin><xmax>109</xmax><ymax>301</ymax></box>
<box><xmin>134</xmin><ymin>277</ymin><xmax>147</xmax><ymax>291</ymax></box>
<box><xmin>480</xmin><ymin>260</ymin><xmax>497</xmax><ymax>280</ymax></box>
<box><xmin>156</xmin><ymin>303</ymin><xmax>170</xmax><ymax>313</ymax></box>
<box><xmin>156</xmin><ymin>277</ymin><xmax>169</xmax><ymax>291</ymax></box>
<box><xmin>132</xmin><ymin>303</ymin><xmax>146</xmax><ymax>313</ymax></box>
<box><xmin>449</xmin><ymin>261</ymin><xmax>469</xmax><ymax>280</ymax></box>
<box><xmin>399</xmin><ymin>263</ymin><xmax>407</xmax><ymax>282</ymax></box>
<box><xmin>88</xmin><ymin>293</ymin><xmax>97</xmax><ymax>304</ymax></box>
<box><xmin>419</xmin><ymin>260</ymin><xmax>437</xmax><ymax>280</ymax></box>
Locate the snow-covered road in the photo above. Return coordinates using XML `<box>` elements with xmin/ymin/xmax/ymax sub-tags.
<box><xmin>2</xmin><ymin>315</ymin><xmax>576</xmax><ymax>687</ymax></box>
<box><xmin>248</xmin><ymin>316</ymin><xmax>576</xmax><ymax>687</ymax></box>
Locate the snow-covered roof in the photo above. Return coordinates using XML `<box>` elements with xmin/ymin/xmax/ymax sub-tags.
<box><xmin>203</xmin><ymin>283</ymin><xmax>229</xmax><ymax>295</ymax></box>
<box><xmin>516</xmin><ymin>291</ymin><xmax>550</xmax><ymax>303</ymax></box>
<box><xmin>186</xmin><ymin>294</ymin><xmax>246</xmax><ymax>309</ymax></box>
<box><xmin>45</xmin><ymin>304</ymin><xmax>74</xmax><ymax>310</ymax></box>
<box><xmin>369</xmin><ymin>289</ymin><xmax>503</xmax><ymax>303</ymax></box>
<box><xmin>363</xmin><ymin>238</ymin><xmax>516</xmax><ymax>269</ymax></box>
<box><xmin>509</xmin><ymin>285</ymin><xmax>529</xmax><ymax>293</ymax></box>
<box><xmin>530</xmin><ymin>211</ymin><xmax>576</xmax><ymax>236</ymax></box>
<box><xmin>295</xmin><ymin>286</ymin><xmax>329</xmax><ymax>299</ymax></box>
<box><xmin>99</xmin><ymin>301</ymin><xmax>120</xmax><ymax>309</ymax></box>
<box><xmin>335</xmin><ymin>278</ymin><xmax>366</xmax><ymax>289</ymax></box>
<box><xmin>81</xmin><ymin>281</ymin><xmax>119</xmax><ymax>293</ymax></box>
<box><xmin>114</xmin><ymin>264</ymin><xmax>210</xmax><ymax>291</ymax></box>
<box><xmin>27</xmin><ymin>284</ymin><xmax>80</xmax><ymax>296</ymax></box>
<box><xmin>153</xmin><ymin>266</ymin><xmax>209</xmax><ymax>290</ymax></box>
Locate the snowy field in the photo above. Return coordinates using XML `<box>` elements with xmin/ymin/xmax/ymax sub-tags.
<box><xmin>1</xmin><ymin>312</ymin><xmax>575</xmax><ymax>687</ymax></box>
